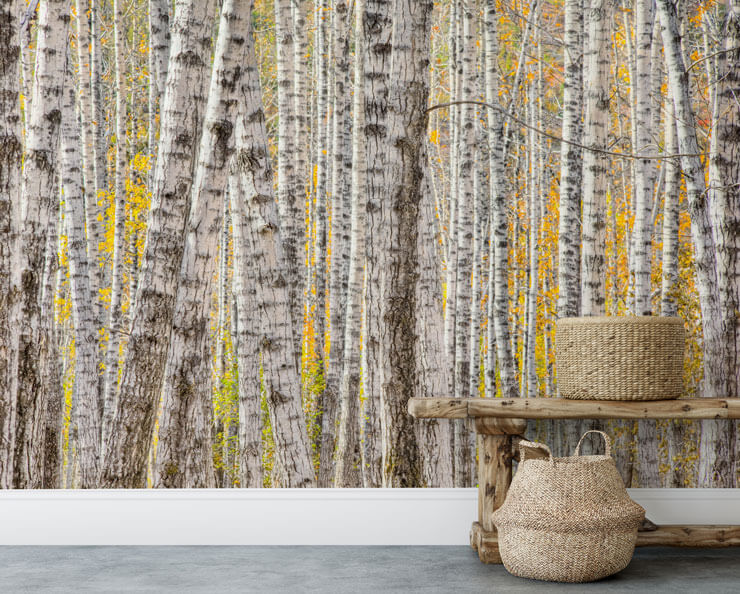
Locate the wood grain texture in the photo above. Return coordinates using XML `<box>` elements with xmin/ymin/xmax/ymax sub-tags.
<box><xmin>636</xmin><ymin>525</ymin><xmax>740</xmax><ymax>547</ymax></box>
<box><xmin>477</xmin><ymin>433</ymin><xmax>512</xmax><ymax>532</ymax></box>
<box><xmin>408</xmin><ymin>398</ymin><xmax>740</xmax><ymax>420</ymax></box>
<box><xmin>470</xmin><ymin>521</ymin><xmax>502</xmax><ymax>564</ymax></box>
<box><xmin>475</xmin><ymin>417</ymin><xmax>528</xmax><ymax>435</ymax></box>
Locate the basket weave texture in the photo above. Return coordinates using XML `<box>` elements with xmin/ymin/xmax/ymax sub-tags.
<box><xmin>555</xmin><ymin>316</ymin><xmax>685</xmax><ymax>401</ymax></box>
<box><xmin>492</xmin><ymin>431</ymin><xmax>645</xmax><ymax>583</ymax></box>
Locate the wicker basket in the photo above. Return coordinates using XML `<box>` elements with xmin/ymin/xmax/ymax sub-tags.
<box><xmin>492</xmin><ymin>431</ymin><xmax>645</xmax><ymax>583</ymax></box>
<box><xmin>555</xmin><ymin>316</ymin><xmax>685</xmax><ymax>401</ymax></box>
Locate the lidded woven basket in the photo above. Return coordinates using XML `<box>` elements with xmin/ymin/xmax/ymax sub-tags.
<box><xmin>555</xmin><ymin>316</ymin><xmax>685</xmax><ymax>401</ymax></box>
<box><xmin>492</xmin><ymin>431</ymin><xmax>645</xmax><ymax>583</ymax></box>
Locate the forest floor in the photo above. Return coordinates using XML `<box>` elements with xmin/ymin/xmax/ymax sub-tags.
<box><xmin>0</xmin><ymin>545</ymin><xmax>736</xmax><ymax>592</ymax></box>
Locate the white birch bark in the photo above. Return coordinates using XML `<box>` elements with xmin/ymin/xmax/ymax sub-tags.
<box><xmin>361</xmin><ymin>0</ymin><xmax>393</xmax><ymax>487</ymax></box>
<box><xmin>580</xmin><ymin>0</ymin><xmax>613</xmax><ymax>317</ymax></box>
<box><xmin>61</xmin><ymin>55</ymin><xmax>101</xmax><ymax>488</ymax></box>
<box><xmin>149</xmin><ymin>0</ymin><xmax>170</xmax><ymax>97</ymax></box>
<box><xmin>154</xmin><ymin>0</ymin><xmax>252</xmax><ymax>489</ymax></box>
<box><xmin>230</xmin><ymin>16</ymin><xmax>315</xmax><ymax>487</ymax></box>
<box><xmin>74</xmin><ymin>0</ymin><xmax>103</xmax><ymax>350</ymax></box>
<box><xmin>9</xmin><ymin>0</ymin><xmax>70</xmax><ymax>489</ymax></box>
<box><xmin>453</xmin><ymin>0</ymin><xmax>476</xmax><ymax>487</ymax></box>
<box><xmin>705</xmin><ymin>0</ymin><xmax>740</xmax><ymax>486</ymax></box>
<box><xmin>631</xmin><ymin>0</ymin><xmax>655</xmax><ymax>315</ymax></box>
<box><xmin>376</xmin><ymin>0</ymin><xmax>432</xmax><ymax>487</ymax></box>
<box><xmin>100</xmin><ymin>0</ymin><xmax>217</xmax><ymax>488</ymax></box>
<box><xmin>0</xmin><ymin>0</ymin><xmax>21</xmax><ymax>489</ymax></box>
<box><xmin>101</xmin><ymin>0</ymin><xmax>129</xmax><ymax>452</ymax></box>
<box><xmin>484</xmin><ymin>1</ymin><xmax>517</xmax><ymax>399</ymax></box>
<box><xmin>274</xmin><ymin>0</ymin><xmax>304</xmax><ymax>368</ymax></box>
<box><xmin>89</xmin><ymin>0</ymin><xmax>107</xmax><ymax>198</ymax></box>
<box><xmin>656</xmin><ymin>0</ymin><xmax>727</xmax><ymax>487</ymax></box>
<box><xmin>416</xmin><ymin>162</ymin><xmax>454</xmax><ymax>487</ymax></box>
<box><xmin>319</xmin><ymin>0</ymin><xmax>353</xmax><ymax>487</ymax></box>
<box><xmin>557</xmin><ymin>0</ymin><xmax>583</xmax><ymax>319</ymax></box>
<box><xmin>334</xmin><ymin>0</ymin><xmax>366</xmax><ymax>489</ymax></box>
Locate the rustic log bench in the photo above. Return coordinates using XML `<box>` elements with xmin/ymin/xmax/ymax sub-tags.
<box><xmin>408</xmin><ymin>397</ymin><xmax>740</xmax><ymax>563</ymax></box>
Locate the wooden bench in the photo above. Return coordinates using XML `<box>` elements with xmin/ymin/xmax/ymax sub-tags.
<box><xmin>408</xmin><ymin>397</ymin><xmax>740</xmax><ymax>563</ymax></box>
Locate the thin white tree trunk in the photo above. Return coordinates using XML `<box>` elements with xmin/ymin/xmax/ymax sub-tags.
<box><xmin>0</xmin><ymin>0</ymin><xmax>22</xmax><ymax>489</ymax></box>
<box><xmin>453</xmin><ymin>0</ymin><xmax>476</xmax><ymax>488</ymax></box>
<box><xmin>230</xmin><ymin>15</ymin><xmax>315</xmax><ymax>487</ymax></box>
<box><xmin>631</xmin><ymin>0</ymin><xmax>655</xmax><ymax>315</ymax></box>
<box><xmin>557</xmin><ymin>0</ymin><xmax>583</xmax><ymax>319</ymax></box>
<box><xmin>484</xmin><ymin>1</ymin><xmax>517</xmax><ymax>399</ymax></box>
<box><xmin>361</xmin><ymin>0</ymin><xmax>393</xmax><ymax>488</ymax></box>
<box><xmin>100</xmin><ymin>0</ymin><xmax>217</xmax><ymax>488</ymax></box>
<box><xmin>656</xmin><ymin>0</ymin><xmax>727</xmax><ymax>487</ymax></box>
<box><xmin>580</xmin><ymin>0</ymin><xmax>613</xmax><ymax>317</ymax></box>
<box><xmin>101</xmin><ymin>0</ymin><xmax>129</xmax><ymax>453</ymax></box>
<box><xmin>334</xmin><ymin>0</ymin><xmax>366</xmax><ymax>489</ymax></box>
<box><xmin>9</xmin><ymin>0</ymin><xmax>70</xmax><ymax>489</ymax></box>
<box><xmin>416</xmin><ymin>162</ymin><xmax>454</xmax><ymax>487</ymax></box>
<box><xmin>154</xmin><ymin>0</ymin><xmax>253</xmax><ymax>489</ymax></box>
<box><xmin>274</xmin><ymin>0</ymin><xmax>304</xmax><ymax>369</ymax></box>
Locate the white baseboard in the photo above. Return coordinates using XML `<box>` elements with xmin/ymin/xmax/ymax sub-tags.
<box><xmin>0</xmin><ymin>488</ymin><xmax>737</xmax><ymax>545</ymax></box>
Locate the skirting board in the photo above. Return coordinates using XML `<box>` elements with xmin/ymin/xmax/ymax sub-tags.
<box><xmin>0</xmin><ymin>488</ymin><xmax>737</xmax><ymax>545</ymax></box>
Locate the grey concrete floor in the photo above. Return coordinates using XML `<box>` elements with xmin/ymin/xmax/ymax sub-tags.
<box><xmin>0</xmin><ymin>546</ymin><xmax>737</xmax><ymax>593</ymax></box>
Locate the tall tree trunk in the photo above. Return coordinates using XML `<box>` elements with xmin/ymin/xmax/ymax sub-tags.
<box><xmin>557</xmin><ymin>0</ymin><xmax>583</xmax><ymax>320</ymax></box>
<box><xmin>484</xmin><ymin>1</ymin><xmax>517</xmax><ymax>399</ymax></box>
<box><xmin>320</xmin><ymin>0</ymin><xmax>352</xmax><ymax>488</ymax></box>
<box><xmin>61</xmin><ymin>55</ymin><xmax>101</xmax><ymax>488</ymax></box>
<box><xmin>705</xmin><ymin>0</ymin><xmax>740</xmax><ymax>486</ymax></box>
<box><xmin>230</xmin><ymin>14</ymin><xmax>316</xmax><ymax>487</ymax></box>
<box><xmin>9</xmin><ymin>0</ymin><xmax>70</xmax><ymax>489</ymax></box>
<box><xmin>100</xmin><ymin>0</ymin><xmax>217</xmax><ymax>488</ymax></box>
<box><xmin>656</xmin><ymin>0</ymin><xmax>727</xmax><ymax>487</ymax></box>
<box><xmin>154</xmin><ymin>0</ymin><xmax>252</xmax><ymax>489</ymax></box>
<box><xmin>376</xmin><ymin>0</ymin><xmax>432</xmax><ymax>488</ymax></box>
<box><xmin>274</xmin><ymin>0</ymin><xmax>304</xmax><ymax>369</ymax></box>
<box><xmin>102</xmin><ymin>0</ymin><xmax>130</xmax><ymax>452</ymax></box>
<box><xmin>361</xmin><ymin>0</ymin><xmax>393</xmax><ymax>488</ymax></box>
<box><xmin>416</xmin><ymin>162</ymin><xmax>454</xmax><ymax>487</ymax></box>
<box><xmin>0</xmin><ymin>0</ymin><xmax>22</xmax><ymax>489</ymax></box>
<box><xmin>334</xmin><ymin>0</ymin><xmax>366</xmax><ymax>489</ymax></box>
<box><xmin>453</xmin><ymin>0</ymin><xmax>476</xmax><ymax>488</ymax></box>
<box><xmin>580</xmin><ymin>0</ymin><xmax>612</xmax><ymax>317</ymax></box>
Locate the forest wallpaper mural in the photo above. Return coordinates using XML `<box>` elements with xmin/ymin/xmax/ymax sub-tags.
<box><xmin>0</xmin><ymin>0</ymin><xmax>738</xmax><ymax>490</ymax></box>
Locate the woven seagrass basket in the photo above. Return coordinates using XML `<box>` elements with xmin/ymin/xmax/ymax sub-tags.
<box><xmin>555</xmin><ymin>316</ymin><xmax>685</xmax><ymax>401</ymax></box>
<box><xmin>492</xmin><ymin>431</ymin><xmax>645</xmax><ymax>583</ymax></box>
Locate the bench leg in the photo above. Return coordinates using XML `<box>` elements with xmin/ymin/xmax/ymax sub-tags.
<box><xmin>470</xmin><ymin>418</ymin><xmax>526</xmax><ymax>564</ymax></box>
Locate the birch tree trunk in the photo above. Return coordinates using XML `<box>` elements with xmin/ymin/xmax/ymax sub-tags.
<box><xmin>453</xmin><ymin>0</ymin><xmax>476</xmax><ymax>487</ymax></box>
<box><xmin>656</xmin><ymin>0</ymin><xmax>728</xmax><ymax>487</ymax></box>
<box><xmin>376</xmin><ymin>0</ymin><xmax>433</xmax><ymax>488</ymax></box>
<box><xmin>61</xmin><ymin>56</ymin><xmax>101</xmax><ymax>488</ymax></box>
<box><xmin>320</xmin><ymin>0</ymin><xmax>353</xmax><ymax>487</ymax></box>
<box><xmin>74</xmin><ymin>0</ymin><xmax>103</xmax><ymax>352</ymax></box>
<box><xmin>154</xmin><ymin>0</ymin><xmax>252</xmax><ymax>489</ymax></box>
<box><xmin>361</xmin><ymin>0</ymin><xmax>393</xmax><ymax>487</ymax></box>
<box><xmin>100</xmin><ymin>0</ymin><xmax>217</xmax><ymax>488</ymax></box>
<box><xmin>333</xmin><ymin>0</ymin><xmax>366</xmax><ymax>488</ymax></box>
<box><xmin>9</xmin><ymin>0</ymin><xmax>70</xmax><ymax>489</ymax></box>
<box><xmin>416</xmin><ymin>163</ymin><xmax>454</xmax><ymax>487</ymax></box>
<box><xmin>230</xmin><ymin>14</ymin><xmax>315</xmax><ymax>487</ymax></box>
<box><xmin>102</xmin><ymin>0</ymin><xmax>130</xmax><ymax>452</ymax></box>
<box><xmin>484</xmin><ymin>1</ymin><xmax>517</xmax><ymax>399</ymax></box>
<box><xmin>149</xmin><ymin>0</ymin><xmax>170</xmax><ymax>97</ymax></box>
<box><xmin>274</xmin><ymin>0</ymin><xmax>304</xmax><ymax>369</ymax></box>
<box><xmin>0</xmin><ymin>0</ymin><xmax>21</xmax><ymax>489</ymax></box>
<box><xmin>557</xmin><ymin>0</ymin><xmax>583</xmax><ymax>319</ymax></box>
<box><xmin>705</xmin><ymin>0</ymin><xmax>740</xmax><ymax>486</ymax></box>
<box><xmin>631</xmin><ymin>0</ymin><xmax>655</xmax><ymax>315</ymax></box>
<box><xmin>580</xmin><ymin>0</ymin><xmax>612</xmax><ymax>317</ymax></box>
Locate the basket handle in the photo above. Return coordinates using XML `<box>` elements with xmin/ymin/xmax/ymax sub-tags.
<box><xmin>519</xmin><ymin>440</ymin><xmax>554</xmax><ymax>464</ymax></box>
<box><xmin>574</xmin><ymin>430</ymin><xmax>612</xmax><ymax>457</ymax></box>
